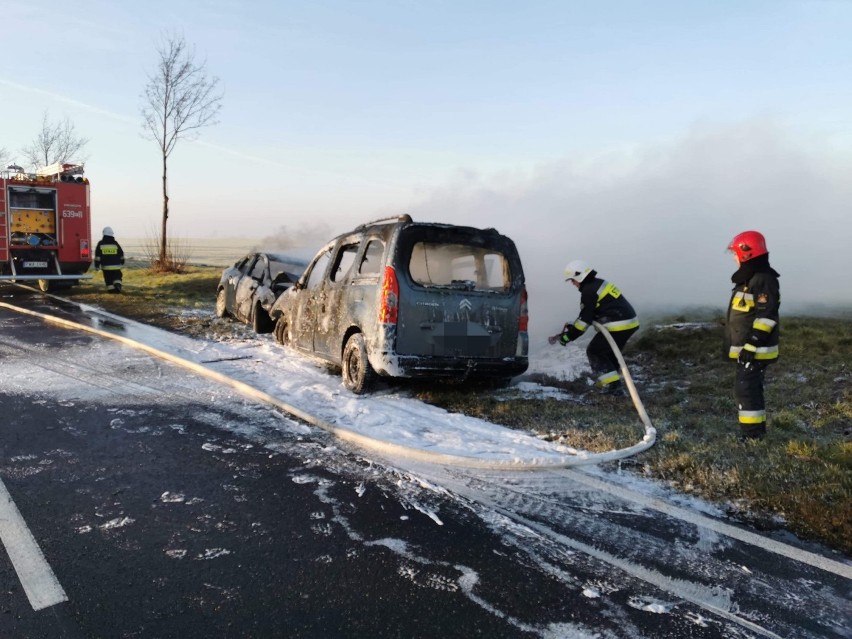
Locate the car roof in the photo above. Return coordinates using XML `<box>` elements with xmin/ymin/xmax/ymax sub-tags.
<box><xmin>253</xmin><ymin>250</ymin><xmax>311</xmax><ymax>267</ymax></box>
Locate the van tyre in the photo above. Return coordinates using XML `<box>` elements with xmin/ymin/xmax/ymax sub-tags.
<box><xmin>252</xmin><ymin>303</ymin><xmax>274</xmax><ymax>334</ymax></box>
<box><xmin>342</xmin><ymin>333</ymin><xmax>377</xmax><ymax>394</ymax></box>
<box><xmin>274</xmin><ymin>319</ymin><xmax>289</xmax><ymax>345</ymax></box>
<box><xmin>215</xmin><ymin>289</ymin><xmax>228</xmax><ymax>318</ymax></box>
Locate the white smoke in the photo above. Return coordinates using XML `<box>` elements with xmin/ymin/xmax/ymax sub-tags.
<box><xmin>404</xmin><ymin>119</ymin><xmax>852</xmax><ymax>339</ymax></box>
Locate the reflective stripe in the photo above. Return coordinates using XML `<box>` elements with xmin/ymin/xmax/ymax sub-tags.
<box><xmin>102</xmin><ymin>265</ymin><xmax>122</xmax><ymax>271</ymax></box>
<box><xmin>100</xmin><ymin>245</ymin><xmax>119</xmax><ymax>255</ymax></box>
<box><xmin>753</xmin><ymin>318</ymin><xmax>777</xmax><ymax>332</ymax></box>
<box><xmin>729</xmin><ymin>345</ymin><xmax>779</xmax><ymax>359</ymax></box>
<box><xmin>596</xmin><ymin>371</ymin><xmax>621</xmax><ymax>386</ymax></box>
<box><xmin>731</xmin><ymin>291</ymin><xmax>754</xmax><ymax>312</ymax></box>
<box><xmin>602</xmin><ymin>318</ymin><xmax>639</xmax><ymax>332</ymax></box>
<box><xmin>738</xmin><ymin>410</ymin><xmax>766</xmax><ymax>424</ymax></box>
<box><xmin>596</xmin><ymin>281</ymin><xmax>622</xmax><ymax>303</ymax></box>
<box><xmin>573</xmin><ymin>319</ymin><xmax>589</xmax><ymax>332</ymax></box>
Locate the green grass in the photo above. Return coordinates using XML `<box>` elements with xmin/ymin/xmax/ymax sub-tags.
<box><xmin>59</xmin><ymin>271</ymin><xmax>852</xmax><ymax>555</ymax></box>
<box><xmin>62</xmin><ymin>262</ymin><xmax>223</xmax><ymax>333</ymax></box>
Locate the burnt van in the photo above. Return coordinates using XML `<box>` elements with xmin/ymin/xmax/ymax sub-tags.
<box><xmin>269</xmin><ymin>215</ymin><xmax>529</xmax><ymax>393</ymax></box>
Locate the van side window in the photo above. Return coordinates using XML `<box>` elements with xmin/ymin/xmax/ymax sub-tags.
<box><xmin>331</xmin><ymin>244</ymin><xmax>359</xmax><ymax>283</ymax></box>
<box><xmin>409</xmin><ymin>243</ymin><xmax>510</xmax><ymax>291</ymax></box>
<box><xmin>358</xmin><ymin>240</ymin><xmax>384</xmax><ymax>275</ymax></box>
<box><xmin>306</xmin><ymin>251</ymin><xmax>332</xmax><ymax>289</ymax></box>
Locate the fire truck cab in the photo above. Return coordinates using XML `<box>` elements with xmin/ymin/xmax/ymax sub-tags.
<box><xmin>0</xmin><ymin>162</ymin><xmax>93</xmax><ymax>291</ymax></box>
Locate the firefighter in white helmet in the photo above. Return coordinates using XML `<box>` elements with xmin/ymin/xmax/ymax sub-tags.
<box><xmin>94</xmin><ymin>226</ymin><xmax>125</xmax><ymax>293</ymax></box>
<box><xmin>549</xmin><ymin>260</ymin><xmax>640</xmax><ymax>394</ymax></box>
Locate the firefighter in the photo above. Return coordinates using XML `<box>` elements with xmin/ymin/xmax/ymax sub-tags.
<box><xmin>94</xmin><ymin>226</ymin><xmax>125</xmax><ymax>293</ymax></box>
<box><xmin>548</xmin><ymin>260</ymin><xmax>640</xmax><ymax>394</ymax></box>
<box><xmin>725</xmin><ymin>230</ymin><xmax>780</xmax><ymax>440</ymax></box>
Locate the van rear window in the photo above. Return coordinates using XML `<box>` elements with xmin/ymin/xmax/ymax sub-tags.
<box><xmin>409</xmin><ymin>242</ymin><xmax>510</xmax><ymax>291</ymax></box>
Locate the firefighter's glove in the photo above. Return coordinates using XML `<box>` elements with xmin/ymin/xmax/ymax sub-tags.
<box><xmin>545</xmin><ymin>333</ymin><xmax>568</xmax><ymax>347</ymax></box>
<box><xmin>548</xmin><ymin>332</ymin><xmax>570</xmax><ymax>346</ymax></box>
<box><xmin>737</xmin><ymin>343</ymin><xmax>757</xmax><ymax>369</ymax></box>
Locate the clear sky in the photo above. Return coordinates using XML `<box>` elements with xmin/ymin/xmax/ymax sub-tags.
<box><xmin>2</xmin><ymin>0</ymin><xmax>851</xmax><ymax>317</ymax></box>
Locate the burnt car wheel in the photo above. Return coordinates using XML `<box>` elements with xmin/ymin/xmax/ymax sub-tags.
<box><xmin>252</xmin><ymin>302</ymin><xmax>274</xmax><ymax>334</ymax></box>
<box><xmin>215</xmin><ymin>289</ymin><xmax>228</xmax><ymax>318</ymax></box>
<box><xmin>274</xmin><ymin>318</ymin><xmax>290</xmax><ymax>345</ymax></box>
<box><xmin>342</xmin><ymin>333</ymin><xmax>377</xmax><ymax>394</ymax></box>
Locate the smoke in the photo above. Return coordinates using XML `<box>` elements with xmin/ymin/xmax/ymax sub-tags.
<box><xmin>254</xmin><ymin>221</ymin><xmax>334</xmax><ymax>255</ymax></box>
<box><xmin>405</xmin><ymin>119</ymin><xmax>852</xmax><ymax>340</ymax></box>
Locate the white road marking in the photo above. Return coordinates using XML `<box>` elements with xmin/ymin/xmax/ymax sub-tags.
<box><xmin>0</xmin><ymin>477</ymin><xmax>68</xmax><ymax>610</ymax></box>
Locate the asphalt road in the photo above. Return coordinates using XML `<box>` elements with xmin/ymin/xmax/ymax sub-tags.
<box><xmin>1</xmin><ymin>288</ymin><xmax>849</xmax><ymax>639</ymax></box>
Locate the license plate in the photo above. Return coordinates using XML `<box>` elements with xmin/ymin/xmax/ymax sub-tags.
<box><xmin>23</xmin><ymin>261</ymin><xmax>49</xmax><ymax>268</ymax></box>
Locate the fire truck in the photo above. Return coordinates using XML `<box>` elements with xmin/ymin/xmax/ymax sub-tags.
<box><xmin>0</xmin><ymin>162</ymin><xmax>93</xmax><ymax>291</ymax></box>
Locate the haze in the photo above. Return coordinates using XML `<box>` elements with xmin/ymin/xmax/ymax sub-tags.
<box><xmin>2</xmin><ymin>1</ymin><xmax>850</xmax><ymax>333</ymax></box>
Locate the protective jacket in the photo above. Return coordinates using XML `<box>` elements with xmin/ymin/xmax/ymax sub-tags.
<box><xmin>724</xmin><ymin>254</ymin><xmax>780</xmax><ymax>361</ymax></box>
<box><xmin>94</xmin><ymin>235</ymin><xmax>125</xmax><ymax>271</ymax></box>
<box><xmin>563</xmin><ymin>272</ymin><xmax>639</xmax><ymax>341</ymax></box>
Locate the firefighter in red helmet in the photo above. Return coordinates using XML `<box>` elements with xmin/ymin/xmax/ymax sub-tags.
<box><xmin>725</xmin><ymin>230</ymin><xmax>780</xmax><ymax>440</ymax></box>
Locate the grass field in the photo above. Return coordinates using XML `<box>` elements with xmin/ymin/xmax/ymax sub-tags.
<box><xmin>62</xmin><ymin>265</ymin><xmax>852</xmax><ymax>555</ymax></box>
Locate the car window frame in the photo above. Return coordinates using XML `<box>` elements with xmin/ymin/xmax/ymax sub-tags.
<box><xmin>303</xmin><ymin>247</ymin><xmax>333</xmax><ymax>290</ymax></box>
<box><xmin>354</xmin><ymin>237</ymin><xmax>385</xmax><ymax>278</ymax></box>
<box><xmin>329</xmin><ymin>242</ymin><xmax>360</xmax><ymax>285</ymax></box>
<box><xmin>250</xmin><ymin>254</ymin><xmax>269</xmax><ymax>282</ymax></box>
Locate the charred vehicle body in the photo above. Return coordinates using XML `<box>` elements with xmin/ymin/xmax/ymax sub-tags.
<box><xmin>270</xmin><ymin>215</ymin><xmax>529</xmax><ymax>393</ymax></box>
<box><xmin>216</xmin><ymin>252</ymin><xmax>308</xmax><ymax>333</ymax></box>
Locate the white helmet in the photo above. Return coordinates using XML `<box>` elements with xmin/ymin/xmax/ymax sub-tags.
<box><xmin>102</xmin><ymin>226</ymin><xmax>114</xmax><ymax>237</ymax></box>
<box><xmin>564</xmin><ymin>259</ymin><xmax>592</xmax><ymax>283</ymax></box>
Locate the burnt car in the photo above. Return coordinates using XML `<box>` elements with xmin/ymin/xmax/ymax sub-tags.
<box><xmin>269</xmin><ymin>215</ymin><xmax>529</xmax><ymax>393</ymax></box>
<box><xmin>215</xmin><ymin>252</ymin><xmax>308</xmax><ymax>333</ymax></box>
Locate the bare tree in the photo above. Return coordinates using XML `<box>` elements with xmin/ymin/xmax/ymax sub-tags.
<box><xmin>141</xmin><ymin>33</ymin><xmax>223</xmax><ymax>270</ymax></box>
<box><xmin>0</xmin><ymin>146</ymin><xmax>9</xmax><ymax>168</ymax></box>
<box><xmin>20</xmin><ymin>111</ymin><xmax>89</xmax><ymax>170</ymax></box>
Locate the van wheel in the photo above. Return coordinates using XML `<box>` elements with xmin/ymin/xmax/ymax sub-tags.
<box><xmin>252</xmin><ymin>303</ymin><xmax>274</xmax><ymax>333</ymax></box>
<box><xmin>215</xmin><ymin>289</ymin><xmax>228</xmax><ymax>318</ymax></box>
<box><xmin>274</xmin><ymin>318</ymin><xmax>290</xmax><ymax>345</ymax></box>
<box><xmin>342</xmin><ymin>333</ymin><xmax>377</xmax><ymax>394</ymax></box>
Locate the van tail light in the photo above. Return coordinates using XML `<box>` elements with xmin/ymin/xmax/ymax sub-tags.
<box><xmin>379</xmin><ymin>266</ymin><xmax>399</xmax><ymax>324</ymax></box>
<box><xmin>518</xmin><ymin>286</ymin><xmax>529</xmax><ymax>332</ymax></box>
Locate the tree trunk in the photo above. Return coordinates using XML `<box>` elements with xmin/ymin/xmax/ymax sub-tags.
<box><xmin>159</xmin><ymin>153</ymin><xmax>169</xmax><ymax>265</ymax></box>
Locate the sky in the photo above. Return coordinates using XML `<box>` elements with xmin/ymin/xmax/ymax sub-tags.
<box><xmin>2</xmin><ymin>0</ymin><xmax>852</xmax><ymax>320</ymax></box>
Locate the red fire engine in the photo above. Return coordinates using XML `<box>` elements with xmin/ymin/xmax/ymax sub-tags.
<box><xmin>0</xmin><ymin>162</ymin><xmax>93</xmax><ymax>291</ymax></box>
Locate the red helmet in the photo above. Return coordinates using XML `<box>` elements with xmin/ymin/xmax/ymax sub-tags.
<box><xmin>727</xmin><ymin>230</ymin><xmax>768</xmax><ymax>263</ymax></box>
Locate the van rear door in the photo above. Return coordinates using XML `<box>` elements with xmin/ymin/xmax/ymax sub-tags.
<box><xmin>393</xmin><ymin>225</ymin><xmax>524</xmax><ymax>359</ymax></box>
